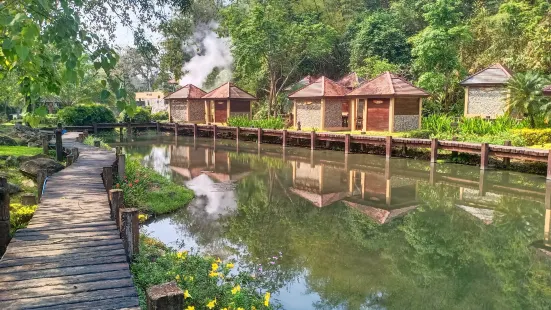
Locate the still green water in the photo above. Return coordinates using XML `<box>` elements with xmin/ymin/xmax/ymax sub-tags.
<box><xmin>116</xmin><ymin>136</ymin><xmax>551</xmax><ymax>310</ymax></box>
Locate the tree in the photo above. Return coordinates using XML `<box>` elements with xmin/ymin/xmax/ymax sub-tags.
<box><xmin>222</xmin><ymin>0</ymin><xmax>337</xmax><ymax>116</ymax></box>
<box><xmin>115</xmin><ymin>47</ymin><xmax>159</xmax><ymax>92</ymax></box>
<box><xmin>507</xmin><ymin>72</ymin><xmax>549</xmax><ymax>128</ymax></box>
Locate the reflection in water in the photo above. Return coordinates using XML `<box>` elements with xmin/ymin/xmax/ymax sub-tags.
<box><xmin>115</xmin><ymin>136</ymin><xmax>551</xmax><ymax>310</ymax></box>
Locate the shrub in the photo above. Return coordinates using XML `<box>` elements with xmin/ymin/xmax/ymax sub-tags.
<box><xmin>510</xmin><ymin>128</ymin><xmax>551</xmax><ymax>146</ymax></box>
<box><xmin>58</xmin><ymin>104</ymin><xmax>116</xmax><ymax>125</ymax></box>
<box><xmin>227</xmin><ymin>115</ymin><xmax>285</xmax><ymax>129</ymax></box>
<box><xmin>151</xmin><ymin>111</ymin><xmax>168</xmax><ymax>122</ymax></box>
<box><xmin>120</xmin><ymin>107</ymin><xmax>151</xmax><ymax>123</ymax></box>
<box><xmin>404</xmin><ymin>129</ymin><xmax>432</xmax><ymax>139</ymax></box>
<box><xmin>422</xmin><ymin>114</ymin><xmax>453</xmax><ymax>135</ymax></box>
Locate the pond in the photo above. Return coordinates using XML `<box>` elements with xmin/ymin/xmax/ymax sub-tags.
<box><xmin>114</xmin><ymin>135</ymin><xmax>551</xmax><ymax>310</ymax></box>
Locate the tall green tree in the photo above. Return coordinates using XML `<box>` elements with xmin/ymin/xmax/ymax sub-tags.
<box><xmin>222</xmin><ymin>0</ymin><xmax>337</xmax><ymax>116</ymax></box>
<box><xmin>507</xmin><ymin>71</ymin><xmax>549</xmax><ymax>128</ymax></box>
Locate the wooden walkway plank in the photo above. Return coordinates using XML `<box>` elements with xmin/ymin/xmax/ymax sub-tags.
<box><xmin>0</xmin><ymin>132</ymin><xmax>139</xmax><ymax>309</ymax></box>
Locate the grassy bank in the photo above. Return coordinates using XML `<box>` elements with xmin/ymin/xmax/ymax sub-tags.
<box><xmin>132</xmin><ymin>235</ymin><xmax>274</xmax><ymax>310</ymax></box>
<box><xmin>0</xmin><ymin>146</ymin><xmax>42</xmax><ymax>156</ymax></box>
<box><xmin>116</xmin><ymin>159</ymin><xmax>194</xmax><ymax>215</ymax></box>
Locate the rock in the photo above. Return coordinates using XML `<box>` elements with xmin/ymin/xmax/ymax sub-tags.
<box><xmin>7</xmin><ymin>183</ymin><xmax>21</xmax><ymax>195</ymax></box>
<box><xmin>0</xmin><ymin>135</ymin><xmax>17</xmax><ymax>146</ymax></box>
<box><xmin>20</xmin><ymin>158</ymin><xmax>64</xmax><ymax>179</ymax></box>
<box><xmin>22</xmin><ymin>179</ymin><xmax>35</xmax><ymax>188</ymax></box>
<box><xmin>5</xmin><ymin>156</ymin><xmax>18</xmax><ymax>167</ymax></box>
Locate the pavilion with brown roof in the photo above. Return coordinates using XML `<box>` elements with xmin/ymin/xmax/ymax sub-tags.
<box><xmin>202</xmin><ymin>82</ymin><xmax>256</xmax><ymax>124</ymax></box>
<box><xmin>164</xmin><ymin>84</ymin><xmax>207</xmax><ymax>123</ymax></box>
<box><xmin>460</xmin><ymin>63</ymin><xmax>513</xmax><ymax>119</ymax></box>
<box><xmin>346</xmin><ymin>72</ymin><xmax>429</xmax><ymax>132</ymax></box>
<box><xmin>288</xmin><ymin>76</ymin><xmax>351</xmax><ymax>131</ymax></box>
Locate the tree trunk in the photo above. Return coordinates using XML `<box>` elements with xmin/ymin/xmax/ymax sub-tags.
<box><xmin>268</xmin><ymin>75</ymin><xmax>276</xmax><ymax>117</ymax></box>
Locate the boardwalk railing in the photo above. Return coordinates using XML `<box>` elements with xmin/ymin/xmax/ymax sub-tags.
<box><xmin>45</xmin><ymin>122</ymin><xmax>551</xmax><ymax>179</ymax></box>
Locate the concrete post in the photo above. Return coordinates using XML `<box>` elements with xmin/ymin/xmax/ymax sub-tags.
<box><xmin>120</xmin><ymin>208</ymin><xmax>139</xmax><ymax>262</ymax></box>
<box><xmin>37</xmin><ymin>169</ymin><xmax>46</xmax><ymax>202</ymax></box>
<box><xmin>118</xmin><ymin>154</ymin><xmax>126</xmax><ymax>179</ymax></box>
<box><xmin>103</xmin><ymin>167</ymin><xmax>113</xmax><ymax>192</ymax></box>
<box><xmin>480</xmin><ymin>143</ymin><xmax>490</xmax><ymax>170</ymax></box>
<box><xmin>146</xmin><ymin>282</ymin><xmax>184</xmax><ymax>310</ymax></box>
<box><xmin>257</xmin><ymin>128</ymin><xmax>263</xmax><ymax>145</ymax></box>
<box><xmin>503</xmin><ymin>140</ymin><xmax>511</xmax><ymax>167</ymax></box>
<box><xmin>430</xmin><ymin>138</ymin><xmax>438</xmax><ymax>163</ymax></box>
<box><xmin>344</xmin><ymin>134</ymin><xmax>350</xmax><ymax>154</ymax></box>
<box><xmin>109</xmin><ymin>189</ymin><xmax>123</xmax><ymax>227</ymax></box>
<box><xmin>42</xmin><ymin>136</ymin><xmax>49</xmax><ymax>154</ymax></box>
<box><xmin>385</xmin><ymin>136</ymin><xmax>392</xmax><ymax>159</ymax></box>
<box><xmin>66</xmin><ymin>155</ymin><xmax>74</xmax><ymax>167</ymax></box>
<box><xmin>21</xmin><ymin>193</ymin><xmax>36</xmax><ymax>206</ymax></box>
<box><xmin>0</xmin><ymin>176</ymin><xmax>10</xmax><ymax>255</ymax></box>
<box><xmin>282</xmin><ymin>129</ymin><xmax>287</xmax><ymax>148</ymax></box>
<box><xmin>55</xmin><ymin>127</ymin><xmax>63</xmax><ymax>161</ymax></box>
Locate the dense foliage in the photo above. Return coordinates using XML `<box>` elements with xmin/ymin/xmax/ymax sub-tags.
<box><xmin>120</xmin><ymin>107</ymin><xmax>152</xmax><ymax>123</ymax></box>
<box><xmin>57</xmin><ymin>104</ymin><xmax>116</xmax><ymax>125</ymax></box>
<box><xmin>227</xmin><ymin>116</ymin><xmax>285</xmax><ymax>129</ymax></box>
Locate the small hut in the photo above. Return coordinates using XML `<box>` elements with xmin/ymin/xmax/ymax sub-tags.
<box><xmin>202</xmin><ymin>82</ymin><xmax>256</xmax><ymax>124</ymax></box>
<box><xmin>164</xmin><ymin>84</ymin><xmax>207</xmax><ymax>123</ymax></box>
<box><xmin>544</xmin><ymin>85</ymin><xmax>551</xmax><ymax>97</ymax></box>
<box><xmin>337</xmin><ymin>72</ymin><xmax>363</xmax><ymax>90</ymax></box>
<box><xmin>135</xmin><ymin>91</ymin><xmax>167</xmax><ymax>113</ymax></box>
<box><xmin>284</xmin><ymin>75</ymin><xmax>318</xmax><ymax>91</ymax></box>
<box><xmin>346</xmin><ymin>72</ymin><xmax>428</xmax><ymax>132</ymax></box>
<box><xmin>288</xmin><ymin>76</ymin><xmax>350</xmax><ymax>131</ymax></box>
<box><xmin>460</xmin><ymin>63</ymin><xmax>512</xmax><ymax>119</ymax></box>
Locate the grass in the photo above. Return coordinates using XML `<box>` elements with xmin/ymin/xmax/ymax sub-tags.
<box><xmin>115</xmin><ymin>159</ymin><xmax>194</xmax><ymax>215</ymax></box>
<box><xmin>83</xmin><ymin>135</ymin><xmax>112</xmax><ymax>150</ymax></box>
<box><xmin>0</xmin><ymin>146</ymin><xmax>42</xmax><ymax>156</ymax></box>
<box><xmin>131</xmin><ymin>235</ymin><xmax>275</xmax><ymax>309</ymax></box>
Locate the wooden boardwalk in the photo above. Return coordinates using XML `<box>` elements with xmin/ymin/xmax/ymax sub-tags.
<box><xmin>0</xmin><ymin>133</ymin><xmax>140</xmax><ymax>309</ymax></box>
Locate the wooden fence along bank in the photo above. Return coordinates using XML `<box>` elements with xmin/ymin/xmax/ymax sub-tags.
<box><xmin>47</xmin><ymin>122</ymin><xmax>551</xmax><ymax>179</ymax></box>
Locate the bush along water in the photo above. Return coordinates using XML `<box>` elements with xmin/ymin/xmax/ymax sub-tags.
<box><xmin>120</xmin><ymin>107</ymin><xmax>152</xmax><ymax>123</ymax></box>
<box><xmin>115</xmin><ymin>159</ymin><xmax>194</xmax><ymax>215</ymax></box>
<box><xmin>57</xmin><ymin>104</ymin><xmax>116</xmax><ymax>125</ymax></box>
<box><xmin>132</xmin><ymin>235</ymin><xmax>276</xmax><ymax>310</ymax></box>
<box><xmin>227</xmin><ymin>116</ymin><xmax>285</xmax><ymax>129</ymax></box>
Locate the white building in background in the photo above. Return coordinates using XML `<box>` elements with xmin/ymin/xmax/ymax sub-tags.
<box><xmin>135</xmin><ymin>91</ymin><xmax>167</xmax><ymax>114</ymax></box>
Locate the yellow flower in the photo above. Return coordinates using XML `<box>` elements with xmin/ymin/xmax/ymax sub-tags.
<box><xmin>264</xmin><ymin>292</ymin><xmax>271</xmax><ymax>306</ymax></box>
<box><xmin>175</xmin><ymin>274</ymin><xmax>180</xmax><ymax>281</ymax></box>
<box><xmin>231</xmin><ymin>285</ymin><xmax>241</xmax><ymax>295</ymax></box>
<box><xmin>237</xmin><ymin>308</ymin><xmax>245</xmax><ymax>310</ymax></box>
<box><xmin>184</xmin><ymin>290</ymin><xmax>191</xmax><ymax>299</ymax></box>
<box><xmin>206</xmin><ymin>298</ymin><xmax>217</xmax><ymax>309</ymax></box>
<box><xmin>215</xmin><ymin>257</ymin><xmax>222</xmax><ymax>263</ymax></box>
<box><xmin>176</xmin><ymin>251</ymin><xmax>188</xmax><ymax>259</ymax></box>
<box><xmin>211</xmin><ymin>263</ymin><xmax>219</xmax><ymax>271</ymax></box>
<box><xmin>185</xmin><ymin>306</ymin><xmax>195</xmax><ymax>310</ymax></box>
<box><xmin>138</xmin><ymin>214</ymin><xmax>147</xmax><ymax>223</ymax></box>
<box><xmin>225</xmin><ymin>263</ymin><xmax>234</xmax><ymax>269</ymax></box>
<box><xmin>209</xmin><ymin>271</ymin><xmax>219</xmax><ymax>278</ymax></box>
<box><xmin>252</xmin><ymin>306</ymin><xmax>257</xmax><ymax>310</ymax></box>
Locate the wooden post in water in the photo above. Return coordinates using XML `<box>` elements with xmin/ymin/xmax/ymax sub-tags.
<box><xmin>193</xmin><ymin>123</ymin><xmax>198</xmax><ymax>139</ymax></box>
<box><xmin>66</xmin><ymin>155</ymin><xmax>74</xmax><ymax>167</ymax></box>
<box><xmin>213</xmin><ymin>124</ymin><xmax>217</xmax><ymax>141</ymax></box>
<box><xmin>282</xmin><ymin>130</ymin><xmax>287</xmax><ymax>148</ymax></box>
<box><xmin>109</xmin><ymin>189</ymin><xmax>123</xmax><ymax>227</ymax></box>
<box><xmin>55</xmin><ymin>125</ymin><xmax>63</xmax><ymax>161</ymax></box>
<box><xmin>479</xmin><ymin>169</ymin><xmax>487</xmax><ymax>196</ymax></box>
<box><xmin>547</xmin><ymin>150</ymin><xmax>551</xmax><ymax>180</ymax></box>
<box><xmin>37</xmin><ymin>169</ymin><xmax>46</xmax><ymax>202</ymax></box>
<box><xmin>118</xmin><ymin>154</ymin><xmax>126</xmax><ymax>179</ymax></box>
<box><xmin>429</xmin><ymin>163</ymin><xmax>436</xmax><ymax>185</ymax></box>
<box><xmin>310</xmin><ymin>131</ymin><xmax>316</xmax><ymax>150</ymax></box>
<box><xmin>174</xmin><ymin>123</ymin><xmax>178</xmax><ymax>137</ymax></box>
<box><xmin>93</xmin><ymin>123</ymin><xmax>98</xmax><ymax>134</ymax></box>
<box><xmin>119</xmin><ymin>127</ymin><xmax>124</xmax><ymax>142</ymax></box>
<box><xmin>257</xmin><ymin>128</ymin><xmax>263</xmax><ymax>145</ymax></box>
<box><xmin>503</xmin><ymin>140</ymin><xmax>511</xmax><ymax>167</ymax></box>
<box><xmin>385</xmin><ymin>136</ymin><xmax>392</xmax><ymax>159</ymax></box>
<box><xmin>156</xmin><ymin>122</ymin><xmax>160</xmax><ymax>134</ymax></box>
<box><xmin>103</xmin><ymin>167</ymin><xmax>113</xmax><ymax>192</ymax></box>
<box><xmin>344</xmin><ymin>134</ymin><xmax>350</xmax><ymax>154</ymax></box>
<box><xmin>120</xmin><ymin>208</ymin><xmax>139</xmax><ymax>261</ymax></box>
<box><xmin>42</xmin><ymin>136</ymin><xmax>49</xmax><ymax>154</ymax></box>
<box><xmin>430</xmin><ymin>138</ymin><xmax>438</xmax><ymax>163</ymax></box>
<box><xmin>236</xmin><ymin>126</ymin><xmax>241</xmax><ymax>142</ymax></box>
<box><xmin>127</xmin><ymin>122</ymin><xmax>132</xmax><ymax>137</ymax></box>
<box><xmin>451</xmin><ymin>136</ymin><xmax>458</xmax><ymax>158</ymax></box>
<box><xmin>480</xmin><ymin>143</ymin><xmax>490</xmax><ymax>170</ymax></box>
<box><xmin>146</xmin><ymin>282</ymin><xmax>184</xmax><ymax>310</ymax></box>
<box><xmin>0</xmin><ymin>176</ymin><xmax>9</xmax><ymax>255</ymax></box>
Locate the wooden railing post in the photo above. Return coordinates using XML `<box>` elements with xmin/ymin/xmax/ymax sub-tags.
<box><xmin>37</xmin><ymin>169</ymin><xmax>46</xmax><ymax>202</ymax></box>
<box><xmin>66</xmin><ymin>155</ymin><xmax>74</xmax><ymax>167</ymax></box>
<box><xmin>480</xmin><ymin>143</ymin><xmax>490</xmax><ymax>170</ymax></box>
<box><xmin>451</xmin><ymin>136</ymin><xmax>458</xmax><ymax>158</ymax></box>
<box><xmin>42</xmin><ymin>136</ymin><xmax>49</xmax><ymax>154</ymax></box>
<box><xmin>213</xmin><ymin>124</ymin><xmax>217</xmax><ymax>140</ymax></box>
<box><xmin>109</xmin><ymin>189</ymin><xmax>123</xmax><ymax>227</ymax></box>
<box><xmin>119</xmin><ymin>126</ymin><xmax>124</xmax><ymax>141</ymax></box>
<box><xmin>257</xmin><ymin>128</ymin><xmax>263</xmax><ymax>145</ymax></box>
<box><xmin>93</xmin><ymin>140</ymin><xmax>101</xmax><ymax>147</ymax></box>
<box><xmin>103</xmin><ymin>167</ymin><xmax>113</xmax><ymax>192</ymax></box>
<box><xmin>93</xmin><ymin>123</ymin><xmax>98</xmax><ymax>134</ymax></box>
<box><xmin>282</xmin><ymin>129</ymin><xmax>287</xmax><ymax>148</ymax></box>
<box><xmin>146</xmin><ymin>282</ymin><xmax>184</xmax><ymax>310</ymax></box>
<box><xmin>21</xmin><ymin>193</ymin><xmax>36</xmax><ymax>206</ymax></box>
<box><xmin>503</xmin><ymin>140</ymin><xmax>511</xmax><ymax>167</ymax></box>
<box><xmin>127</xmin><ymin>122</ymin><xmax>132</xmax><ymax>137</ymax></box>
<box><xmin>0</xmin><ymin>176</ymin><xmax>10</xmax><ymax>255</ymax></box>
<box><xmin>55</xmin><ymin>125</ymin><xmax>63</xmax><ymax>161</ymax></box>
<box><xmin>430</xmin><ymin>138</ymin><xmax>438</xmax><ymax>163</ymax></box>
<box><xmin>344</xmin><ymin>134</ymin><xmax>350</xmax><ymax>154</ymax></box>
<box><xmin>174</xmin><ymin>123</ymin><xmax>178</xmax><ymax>137</ymax></box>
<box><xmin>120</xmin><ymin>208</ymin><xmax>139</xmax><ymax>262</ymax></box>
<box><xmin>236</xmin><ymin>126</ymin><xmax>241</xmax><ymax>141</ymax></box>
<box><xmin>385</xmin><ymin>136</ymin><xmax>392</xmax><ymax>159</ymax></box>
<box><xmin>193</xmin><ymin>123</ymin><xmax>198</xmax><ymax>139</ymax></box>
<box><xmin>83</xmin><ymin>129</ymin><xmax>89</xmax><ymax>138</ymax></box>
<box><xmin>310</xmin><ymin>131</ymin><xmax>316</xmax><ymax>150</ymax></box>
<box><xmin>118</xmin><ymin>154</ymin><xmax>126</xmax><ymax>179</ymax></box>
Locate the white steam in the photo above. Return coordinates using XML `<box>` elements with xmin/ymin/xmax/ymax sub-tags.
<box><xmin>179</xmin><ymin>22</ymin><xmax>233</xmax><ymax>89</ymax></box>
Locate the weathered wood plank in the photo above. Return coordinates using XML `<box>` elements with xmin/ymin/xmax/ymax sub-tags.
<box><xmin>2</xmin><ymin>244</ymin><xmax>123</xmax><ymax>260</ymax></box>
<box><xmin>12</xmin><ymin>229</ymin><xmax>120</xmax><ymax>241</ymax></box>
<box><xmin>0</xmin><ymin>249</ymin><xmax>126</xmax><ymax>268</ymax></box>
<box><xmin>15</xmin><ymin>224</ymin><xmax>118</xmax><ymax>237</ymax></box>
<box><xmin>0</xmin><ymin>262</ymin><xmax>129</xmax><ymax>281</ymax></box>
<box><xmin>31</xmin><ymin>296</ymin><xmax>140</xmax><ymax>310</ymax></box>
<box><xmin>6</xmin><ymin>238</ymin><xmax>122</xmax><ymax>254</ymax></box>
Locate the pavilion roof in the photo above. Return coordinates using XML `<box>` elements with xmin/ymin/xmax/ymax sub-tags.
<box><xmin>164</xmin><ymin>84</ymin><xmax>207</xmax><ymax>99</ymax></box>
<box><xmin>202</xmin><ymin>82</ymin><xmax>256</xmax><ymax>100</ymax></box>
<box><xmin>460</xmin><ymin>63</ymin><xmax>513</xmax><ymax>86</ymax></box>
<box><xmin>337</xmin><ymin>72</ymin><xmax>363</xmax><ymax>89</ymax></box>
<box><xmin>347</xmin><ymin>72</ymin><xmax>429</xmax><ymax>97</ymax></box>
<box><xmin>288</xmin><ymin>76</ymin><xmax>349</xmax><ymax>98</ymax></box>
<box><xmin>543</xmin><ymin>85</ymin><xmax>551</xmax><ymax>96</ymax></box>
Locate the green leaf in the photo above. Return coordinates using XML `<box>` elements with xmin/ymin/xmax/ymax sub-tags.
<box><xmin>34</xmin><ymin>106</ymin><xmax>48</xmax><ymax>117</ymax></box>
<box><xmin>116</xmin><ymin>88</ymin><xmax>127</xmax><ymax>99</ymax></box>
<box><xmin>22</xmin><ymin>24</ymin><xmax>39</xmax><ymax>41</ymax></box>
<box><xmin>2</xmin><ymin>38</ymin><xmax>14</xmax><ymax>50</ymax></box>
<box><xmin>63</xmin><ymin>70</ymin><xmax>77</xmax><ymax>83</ymax></box>
<box><xmin>101</xmin><ymin>80</ymin><xmax>107</xmax><ymax>87</ymax></box>
<box><xmin>15</xmin><ymin>45</ymin><xmax>30</xmax><ymax>61</ymax></box>
<box><xmin>93</xmin><ymin>62</ymin><xmax>102</xmax><ymax>70</ymax></box>
<box><xmin>116</xmin><ymin>100</ymin><xmax>126</xmax><ymax>112</ymax></box>
<box><xmin>100</xmin><ymin>89</ymin><xmax>111</xmax><ymax>100</ymax></box>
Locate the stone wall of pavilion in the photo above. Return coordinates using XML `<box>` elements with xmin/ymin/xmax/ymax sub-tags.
<box><xmin>467</xmin><ymin>86</ymin><xmax>507</xmax><ymax>118</ymax></box>
<box><xmin>296</xmin><ymin>99</ymin><xmax>322</xmax><ymax>129</ymax></box>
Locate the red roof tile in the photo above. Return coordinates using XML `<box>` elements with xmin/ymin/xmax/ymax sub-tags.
<box><xmin>347</xmin><ymin>72</ymin><xmax>429</xmax><ymax>97</ymax></box>
<box><xmin>202</xmin><ymin>82</ymin><xmax>256</xmax><ymax>100</ymax></box>
<box><xmin>164</xmin><ymin>84</ymin><xmax>207</xmax><ymax>99</ymax></box>
<box><xmin>337</xmin><ymin>72</ymin><xmax>363</xmax><ymax>89</ymax></box>
<box><xmin>460</xmin><ymin>63</ymin><xmax>513</xmax><ymax>86</ymax></box>
<box><xmin>544</xmin><ymin>85</ymin><xmax>551</xmax><ymax>96</ymax></box>
<box><xmin>288</xmin><ymin>76</ymin><xmax>350</xmax><ymax>98</ymax></box>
